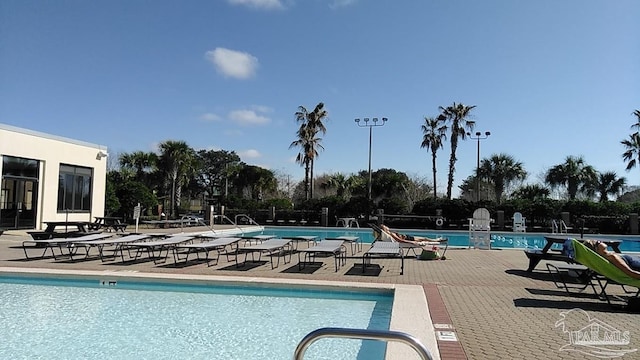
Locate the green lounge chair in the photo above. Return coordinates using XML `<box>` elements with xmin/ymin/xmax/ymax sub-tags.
<box><xmin>569</xmin><ymin>239</ymin><xmax>640</xmax><ymax>307</ymax></box>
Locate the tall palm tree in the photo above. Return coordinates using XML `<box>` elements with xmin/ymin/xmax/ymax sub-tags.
<box><xmin>622</xmin><ymin>132</ymin><xmax>640</xmax><ymax>173</ymax></box>
<box><xmin>157</xmin><ymin>140</ymin><xmax>196</xmax><ymax>217</ymax></box>
<box><xmin>439</xmin><ymin>102</ymin><xmax>476</xmax><ymax>199</ymax></box>
<box><xmin>630</xmin><ymin>109</ymin><xmax>640</xmax><ymax>133</ymax></box>
<box><xmin>420</xmin><ymin>115</ymin><xmax>448</xmax><ymax>198</ymax></box>
<box><xmin>291</xmin><ymin>102</ymin><xmax>328</xmax><ymax>199</ymax></box>
<box><xmin>595</xmin><ymin>171</ymin><xmax>626</xmax><ymax>202</ymax></box>
<box><xmin>477</xmin><ymin>153</ymin><xmax>527</xmax><ymax>203</ymax></box>
<box><xmin>544</xmin><ymin>155</ymin><xmax>597</xmax><ymax>200</ymax></box>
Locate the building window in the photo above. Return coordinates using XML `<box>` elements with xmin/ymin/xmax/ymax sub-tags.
<box><xmin>57</xmin><ymin>164</ymin><xmax>92</xmax><ymax>212</ymax></box>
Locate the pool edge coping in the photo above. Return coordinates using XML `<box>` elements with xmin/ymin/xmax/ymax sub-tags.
<box><xmin>0</xmin><ymin>266</ymin><xmax>439</xmax><ymax>360</ymax></box>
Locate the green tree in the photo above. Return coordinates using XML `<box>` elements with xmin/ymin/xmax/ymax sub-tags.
<box><xmin>322</xmin><ymin>172</ymin><xmax>357</xmax><ymax>199</ymax></box>
<box><xmin>420</xmin><ymin>115</ymin><xmax>448</xmax><ymax>198</ymax></box>
<box><xmin>290</xmin><ymin>102</ymin><xmax>328</xmax><ymax>200</ymax></box>
<box><xmin>545</xmin><ymin>155</ymin><xmax>597</xmax><ymax>200</ymax></box>
<box><xmin>157</xmin><ymin>140</ymin><xmax>196</xmax><ymax>217</ymax></box>
<box><xmin>439</xmin><ymin>102</ymin><xmax>476</xmax><ymax>199</ymax></box>
<box><xmin>196</xmin><ymin>149</ymin><xmax>241</xmax><ymax>201</ymax></box>
<box><xmin>232</xmin><ymin>164</ymin><xmax>277</xmax><ymax>201</ymax></box>
<box><xmin>478</xmin><ymin>153</ymin><xmax>527</xmax><ymax>203</ymax></box>
<box><xmin>595</xmin><ymin>171</ymin><xmax>626</xmax><ymax>202</ymax></box>
<box><xmin>511</xmin><ymin>184</ymin><xmax>550</xmax><ymax>201</ymax></box>
<box><xmin>118</xmin><ymin>150</ymin><xmax>158</xmax><ymax>189</ymax></box>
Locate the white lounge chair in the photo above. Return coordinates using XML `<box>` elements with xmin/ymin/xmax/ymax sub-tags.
<box><xmin>124</xmin><ymin>235</ymin><xmax>194</xmax><ymax>264</ymax></box>
<box><xmin>22</xmin><ymin>232</ymin><xmax>114</xmax><ymax>260</ymax></box>
<box><xmin>172</xmin><ymin>237</ymin><xmax>241</xmax><ymax>266</ymax></box>
<box><xmin>236</xmin><ymin>239</ymin><xmax>292</xmax><ymax>269</ymax></box>
<box><xmin>297</xmin><ymin>240</ymin><xmax>346</xmax><ymax>272</ymax></box>
<box><xmin>74</xmin><ymin>234</ymin><xmax>151</xmax><ymax>262</ymax></box>
<box><xmin>363</xmin><ymin>241</ymin><xmax>404</xmax><ymax>275</ymax></box>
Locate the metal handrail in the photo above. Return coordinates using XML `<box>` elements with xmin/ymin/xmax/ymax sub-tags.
<box><xmin>293</xmin><ymin>327</ymin><xmax>433</xmax><ymax>360</ymax></box>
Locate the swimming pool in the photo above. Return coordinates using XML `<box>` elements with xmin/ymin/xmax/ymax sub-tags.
<box><xmin>254</xmin><ymin>226</ymin><xmax>640</xmax><ymax>252</ymax></box>
<box><xmin>0</xmin><ymin>273</ymin><xmax>393</xmax><ymax>360</ymax></box>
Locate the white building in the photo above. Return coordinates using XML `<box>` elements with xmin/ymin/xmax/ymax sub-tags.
<box><xmin>0</xmin><ymin>123</ymin><xmax>107</xmax><ymax>230</ymax></box>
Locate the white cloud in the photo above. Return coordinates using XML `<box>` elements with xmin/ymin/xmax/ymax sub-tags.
<box><xmin>239</xmin><ymin>149</ymin><xmax>262</xmax><ymax>159</ymax></box>
<box><xmin>229</xmin><ymin>109</ymin><xmax>270</xmax><ymax>125</ymax></box>
<box><xmin>199</xmin><ymin>113</ymin><xmax>221</xmax><ymax>122</ymax></box>
<box><xmin>329</xmin><ymin>0</ymin><xmax>356</xmax><ymax>9</ymax></box>
<box><xmin>228</xmin><ymin>0</ymin><xmax>284</xmax><ymax>10</ymax></box>
<box><xmin>205</xmin><ymin>48</ymin><xmax>259</xmax><ymax>79</ymax></box>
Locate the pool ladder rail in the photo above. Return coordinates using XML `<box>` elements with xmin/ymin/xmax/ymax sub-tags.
<box><xmin>293</xmin><ymin>327</ymin><xmax>433</xmax><ymax>360</ymax></box>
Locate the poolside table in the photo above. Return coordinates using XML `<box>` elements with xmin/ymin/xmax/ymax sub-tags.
<box><xmin>282</xmin><ymin>235</ymin><xmax>319</xmax><ymax>250</ymax></box>
<box><xmin>524</xmin><ymin>236</ymin><xmax>621</xmax><ymax>272</ymax></box>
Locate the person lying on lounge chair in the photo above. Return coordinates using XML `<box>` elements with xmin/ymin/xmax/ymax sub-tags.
<box><xmin>380</xmin><ymin>225</ymin><xmax>446</xmax><ymax>246</ymax></box>
<box><xmin>585</xmin><ymin>240</ymin><xmax>640</xmax><ymax>279</ymax></box>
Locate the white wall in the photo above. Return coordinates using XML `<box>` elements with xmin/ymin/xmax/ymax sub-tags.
<box><xmin>0</xmin><ymin>124</ymin><xmax>107</xmax><ymax>229</ymax></box>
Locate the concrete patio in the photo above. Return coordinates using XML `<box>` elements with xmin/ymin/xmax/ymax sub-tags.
<box><xmin>1</xmin><ymin>226</ymin><xmax>639</xmax><ymax>360</ymax></box>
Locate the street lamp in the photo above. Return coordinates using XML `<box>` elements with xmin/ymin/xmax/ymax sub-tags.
<box><xmin>355</xmin><ymin>117</ymin><xmax>388</xmax><ymax>203</ymax></box>
<box><xmin>467</xmin><ymin>131</ymin><xmax>491</xmax><ymax>201</ymax></box>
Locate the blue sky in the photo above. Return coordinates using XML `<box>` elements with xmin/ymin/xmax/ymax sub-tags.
<box><xmin>1</xmin><ymin>0</ymin><xmax>639</xmax><ymax>197</ymax></box>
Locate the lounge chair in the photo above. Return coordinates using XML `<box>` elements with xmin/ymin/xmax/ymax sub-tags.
<box><xmin>236</xmin><ymin>238</ymin><xmax>292</xmax><ymax>269</ymax></box>
<box><xmin>369</xmin><ymin>223</ymin><xmax>448</xmax><ymax>258</ymax></box>
<box><xmin>74</xmin><ymin>234</ymin><xmax>151</xmax><ymax>262</ymax></box>
<box><xmin>324</xmin><ymin>236</ymin><xmax>362</xmax><ymax>255</ymax></box>
<box><xmin>123</xmin><ymin>235</ymin><xmax>194</xmax><ymax>264</ymax></box>
<box><xmin>22</xmin><ymin>233</ymin><xmax>114</xmax><ymax>260</ymax></box>
<box><xmin>363</xmin><ymin>241</ymin><xmax>404</xmax><ymax>275</ymax></box>
<box><xmin>297</xmin><ymin>240</ymin><xmax>346</xmax><ymax>272</ymax></box>
<box><xmin>566</xmin><ymin>239</ymin><xmax>640</xmax><ymax>307</ymax></box>
<box><xmin>172</xmin><ymin>237</ymin><xmax>241</xmax><ymax>266</ymax></box>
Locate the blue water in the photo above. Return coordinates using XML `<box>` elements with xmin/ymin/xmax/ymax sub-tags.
<box><xmin>0</xmin><ymin>275</ymin><xmax>393</xmax><ymax>360</ymax></box>
<box><xmin>254</xmin><ymin>226</ymin><xmax>640</xmax><ymax>252</ymax></box>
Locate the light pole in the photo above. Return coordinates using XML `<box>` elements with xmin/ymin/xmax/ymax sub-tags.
<box><xmin>355</xmin><ymin>117</ymin><xmax>388</xmax><ymax>203</ymax></box>
<box><xmin>467</xmin><ymin>131</ymin><xmax>491</xmax><ymax>201</ymax></box>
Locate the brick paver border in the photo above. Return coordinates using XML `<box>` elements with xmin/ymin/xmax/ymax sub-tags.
<box><xmin>423</xmin><ymin>283</ymin><xmax>468</xmax><ymax>360</ymax></box>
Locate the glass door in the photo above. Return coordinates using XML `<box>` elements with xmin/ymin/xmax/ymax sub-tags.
<box><xmin>0</xmin><ymin>178</ymin><xmax>37</xmax><ymax>229</ymax></box>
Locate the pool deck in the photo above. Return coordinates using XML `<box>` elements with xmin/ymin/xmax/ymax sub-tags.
<box><xmin>2</xmin><ymin>226</ymin><xmax>640</xmax><ymax>360</ymax></box>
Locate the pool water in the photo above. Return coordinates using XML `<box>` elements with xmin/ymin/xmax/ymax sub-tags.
<box><xmin>0</xmin><ymin>276</ymin><xmax>392</xmax><ymax>360</ymax></box>
<box><xmin>256</xmin><ymin>227</ymin><xmax>640</xmax><ymax>252</ymax></box>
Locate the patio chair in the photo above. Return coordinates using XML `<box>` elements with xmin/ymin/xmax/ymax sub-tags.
<box><xmin>362</xmin><ymin>241</ymin><xmax>404</xmax><ymax>275</ymax></box>
<box><xmin>236</xmin><ymin>238</ymin><xmax>292</xmax><ymax>269</ymax></box>
<box><xmin>567</xmin><ymin>239</ymin><xmax>640</xmax><ymax>307</ymax></box>
<box><xmin>172</xmin><ymin>237</ymin><xmax>241</xmax><ymax>266</ymax></box>
<box><xmin>297</xmin><ymin>240</ymin><xmax>346</xmax><ymax>272</ymax></box>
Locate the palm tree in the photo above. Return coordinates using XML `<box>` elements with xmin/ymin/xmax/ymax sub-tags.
<box><xmin>545</xmin><ymin>156</ymin><xmax>597</xmax><ymax>200</ymax></box>
<box><xmin>323</xmin><ymin>172</ymin><xmax>355</xmax><ymax>199</ymax></box>
<box><xmin>477</xmin><ymin>153</ymin><xmax>527</xmax><ymax>203</ymax></box>
<box><xmin>622</xmin><ymin>132</ymin><xmax>640</xmax><ymax>173</ymax></box>
<box><xmin>439</xmin><ymin>102</ymin><xmax>476</xmax><ymax>199</ymax></box>
<box><xmin>291</xmin><ymin>102</ymin><xmax>328</xmax><ymax>199</ymax></box>
<box><xmin>118</xmin><ymin>151</ymin><xmax>158</xmax><ymax>186</ymax></box>
<box><xmin>420</xmin><ymin>115</ymin><xmax>447</xmax><ymax>198</ymax></box>
<box><xmin>630</xmin><ymin>109</ymin><xmax>640</xmax><ymax>133</ymax></box>
<box><xmin>157</xmin><ymin>140</ymin><xmax>196</xmax><ymax>217</ymax></box>
<box><xmin>595</xmin><ymin>171</ymin><xmax>626</xmax><ymax>202</ymax></box>
<box><xmin>511</xmin><ymin>184</ymin><xmax>550</xmax><ymax>201</ymax></box>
